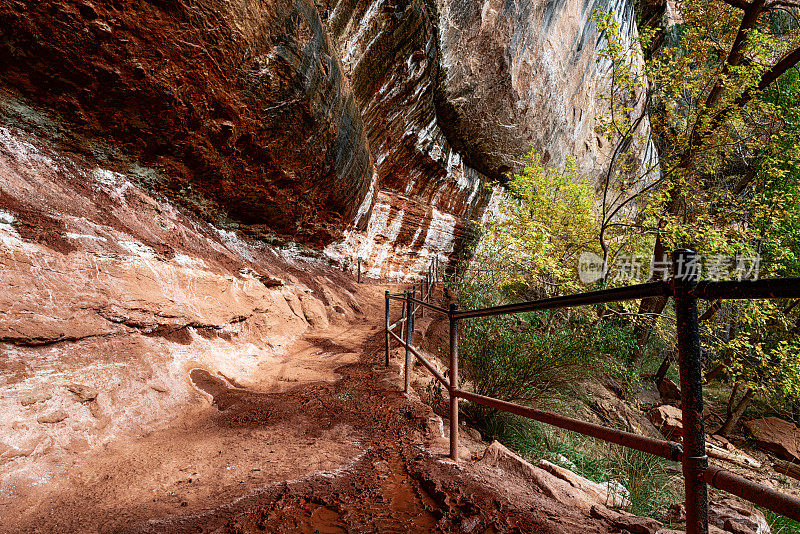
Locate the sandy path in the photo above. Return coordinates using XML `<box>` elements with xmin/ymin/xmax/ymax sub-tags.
<box><xmin>1</xmin><ymin>285</ymin><xmax>389</xmax><ymax>533</ymax></box>
<box><xmin>3</xmin><ymin>284</ymin><xmax>613</xmax><ymax>533</ymax></box>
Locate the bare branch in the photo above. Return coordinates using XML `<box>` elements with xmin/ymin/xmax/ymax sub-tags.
<box><xmin>766</xmin><ymin>0</ymin><xmax>800</xmax><ymax>8</ymax></box>
<box><xmin>721</xmin><ymin>0</ymin><xmax>754</xmax><ymax>8</ymax></box>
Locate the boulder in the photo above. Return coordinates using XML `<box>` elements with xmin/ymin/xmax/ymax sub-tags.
<box><xmin>744</xmin><ymin>417</ymin><xmax>800</xmax><ymax>462</ymax></box>
<box><xmin>590</xmin><ymin>504</ymin><xmax>663</xmax><ymax>534</ymax></box>
<box><xmin>37</xmin><ymin>410</ymin><xmax>68</xmax><ymax>424</ymax></box>
<box><xmin>66</xmin><ymin>384</ymin><xmax>98</xmax><ymax>403</ymax></box>
<box><xmin>709</xmin><ymin>497</ymin><xmax>770</xmax><ymax>534</ymax></box>
<box><xmin>581</xmin><ymin>382</ymin><xmax>662</xmax><ymax>438</ymax></box>
<box><xmin>635</xmin><ymin>388</ymin><xmax>663</xmax><ymax>411</ymax></box>
<box><xmin>20</xmin><ymin>392</ymin><xmax>51</xmax><ymax>406</ymax></box>
<box><xmin>539</xmin><ymin>459</ymin><xmax>630</xmax><ymax>508</ymax></box>
<box><xmin>478</xmin><ymin>442</ymin><xmax>636</xmax><ymax>514</ymax></box>
<box><xmin>299</xmin><ymin>295</ymin><xmax>329</xmax><ymax>328</ymax></box>
<box><xmin>649</xmin><ymin>405</ymin><xmax>684</xmax><ymax>441</ymax></box>
<box><xmin>658</xmin><ymin>379</ymin><xmax>682</xmax><ymax>406</ymax></box>
<box><xmin>478</xmin><ymin>442</ymin><xmax>597</xmax><ymax>513</ymax></box>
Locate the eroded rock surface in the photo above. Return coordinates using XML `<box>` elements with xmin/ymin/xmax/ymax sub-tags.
<box><xmin>744</xmin><ymin>417</ymin><xmax>800</xmax><ymax>462</ymax></box>
<box><xmin>0</xmin><ymin>113</ymin><xmax>368</xmax><ymax>507</ymax></box>
<box><xmin>0</xmin><ymin>0</ymin><xmax>377</xmax><ymax>242</ymax></box>
<box><xmin>322</xmin><ymin>0</ymin><xmax>655</xmax><ymax>277</ymax></box>
<box><xmin>0</xmin><ymin>0</ymin><xmax>653</xmax><ymax>279</ymax></box>
<box><xmin>649</xmin><ymin>404</ymin><xmax>684</xmax><ymax>441</ymax></box>
<box><xmin>709</xmin><ymin>498</ymin><xmax>770</xmax><ymax>534</ymax></box>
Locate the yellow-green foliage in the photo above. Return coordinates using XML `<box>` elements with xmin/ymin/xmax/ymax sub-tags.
<box><xmin>471</xmin><ymin>150</ymin><xmax>600</xmax><ymax>295</ymax></box>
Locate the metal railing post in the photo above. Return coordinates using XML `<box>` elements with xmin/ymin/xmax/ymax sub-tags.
<box><xmin>421</xmin><ymin>279</ymin><xmax>425</xmax><ymax>318</ymax></box>
<box><xmin>673</xmin><ymin>249</ymin><xmax>708</xmax><ymax>534</ymax></box>
<box><xmin>384</xmin><ymin>290</ymin><xmax>390</xmax><ymax>367</ymax></box>
<box><xmin>449</xmin><ymin>302</ymin><xmax>459</xmax><ymax>462</ymax></box>
<box><xmin>404</xmin><ymin>291</ymin><xmax>412</xmax><ymax>393</ymax></box>
<box><xmin>400</xmin><ymin>290</ymin><xmax>407</xmax><ymax>341</ymax></box>
<box><xmin>410</xmin><ymin>288</ymin><xmax>416</xmax><ymax>333</ymax></box>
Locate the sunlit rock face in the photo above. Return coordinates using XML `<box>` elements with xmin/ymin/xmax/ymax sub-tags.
<box><xmin>0</xmin><ymin>0</ymin><xmax>377</xmax><ymax>243</ymax></box>
<box><xmin>322</xmin><ymin>0</ymin><xmax>649</xmax><ymax>278</ymax></box>
<box><xmin>0</xmin><ymin>0</ymin><xmax>650</xmax><ymax>279</ymax></box>
<box><xmin>435</xmin><ymin>0</ymin><xmax>642</xmax><ymax>179</ymax></box>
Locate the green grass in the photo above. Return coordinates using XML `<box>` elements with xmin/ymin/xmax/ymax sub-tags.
<box><xmin>762</xmin><ymin>508</ymin><xmax>800</xmax><ymax>533</ymax></box>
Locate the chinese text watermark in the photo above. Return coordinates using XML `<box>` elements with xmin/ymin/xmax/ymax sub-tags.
<box><xmin>578</xmin><ymin>252</ymin><xmax>760</xmax><ymax>284</ymax></box>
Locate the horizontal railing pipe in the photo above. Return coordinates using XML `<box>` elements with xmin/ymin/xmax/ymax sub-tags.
<box><xmin>388</xmin><ymin>331</ymin><xmax>448</xmax><ymax>387</ymax></box>
<box><xmin>691</xmin><ymin>279</ymin><xmax>800</xmax><ymax>300</ymax></box>
<box><xmin>388</xmin><ymin>316</ymin><xmax>407</xmax><ymax>331</ymax></box>
<box><xmin>453</xmin><ymin>389</ymin><xmax>683</xmax><ymax>461</ymax></box>
<box><xmin>407</xmin><ymin>296</ymin><xmax>450</xmax><ymax>315</ymax></box>
<box><xmin>454</xmin><ymin>281</ymin><xmax>672</xmax><ymax>319</ymax></box>
<box><xmin>705</xmin><ymin>466</ymin><xmax>800</xmax><ymax>522</ymax></box>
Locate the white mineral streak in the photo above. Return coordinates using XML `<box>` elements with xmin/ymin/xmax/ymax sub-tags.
<box><xmin>340</xmin><ymin>0</ymin><xmax>384</xmax><ymax>68</ymax></box>
<box><xmin>352</xmin><ymin>169</ymin><xmax>377</xmax><ymax>227</ymax></box>
<box><xmin>0</xmin><ymin>210</ymin><xmax>23</xmax><ymax>248</ymax></box>
<box><xmin>324</xmin><ymin>193</ymin><xmax>459</xmax><ymax>282</ymax></box>
<box><xmin>64</xmin><ymin>233</ymin><xmax>108</xmax><ymax>242</ymax></box>
<box><xmin>118</xmin><ymin>241</ymin><xmax>158</xmax><ymax>259</ymax></box>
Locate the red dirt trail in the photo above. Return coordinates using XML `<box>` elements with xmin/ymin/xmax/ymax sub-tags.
<box><xmin>3</xmin><ymin>284</ymin><xmax>612</xmax><ymax>533</ymax></box>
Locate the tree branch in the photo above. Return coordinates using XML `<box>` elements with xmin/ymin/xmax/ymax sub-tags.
<box><xmin>721</xmin><ymin>0</ymin><xmax>755</xmax><ymax>9</ymax></box>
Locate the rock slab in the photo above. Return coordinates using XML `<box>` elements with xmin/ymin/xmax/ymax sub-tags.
<box><xmin>709</xmin><ymin>497</ymin><xmax>770</xmax><ymax>534</ymax></box>
<box><xmin>744</xmin><ymin>417</ymin><xmax>800</xmax><ymax>462</ymax></box>
<box><xmin>648</xmin><ymin>405</ymin><xmax>684</xmax><ymax>441</ymax></box>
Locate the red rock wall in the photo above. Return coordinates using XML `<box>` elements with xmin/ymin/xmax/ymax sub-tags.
<box><xmin>0</xmin><ymin>0</ymin><xmax>650</xmax><ymax>280</ymax></box>
<box><xmin>0</xmin><ymin>98</ymin><xmax>371</xmax><ymax>488</ymax></box>
<box><xmin>0</xmin><ymin>0</ymin><xmax>377</xmax><ymax>243</ymax></box>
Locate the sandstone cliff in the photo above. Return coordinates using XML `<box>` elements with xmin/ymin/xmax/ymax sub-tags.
<box><xmin>0</xmin><ymin>0</ymin><xmax>650</xmax><ymax>279</ymax></box>
<box><xmin>0</xmin><ymin>2</ymin><xmax>666</xmax><ymax>529</ymax></box>
<box><xmin>323</xmin><ymin>0</ymin><xmax>654</xmax><ymax>278</ymax></box>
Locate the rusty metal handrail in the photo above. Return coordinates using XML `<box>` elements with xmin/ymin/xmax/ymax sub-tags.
<box><xmin>704</xmin><ymin>466</ymin><xmax>800</xmax><ymax>521</ymax></box>
<box><xmin>691</xmin><ymin>278</ymin><xmax>800</xmax><ymax>300</ymax></box>
<box><xmin>388</xmin><ymin>316</ymin><xmax>407</xmax><ymax>331</ymax></box>
<box><xmin>383</xmin><ymin>249</ymin><xmax>800</xmax><ymax>533</ymax></box>
<box><xmin>407</xmin><ymin>296</ymin><xmax>449</xmax><ymax>315</ymax></box>
<box><xmin>389</xmin><ymin>330</ymin><xmax>448</xmax><ymax>387</ymax></box>
<box><xmin>454</xmin><ymin>280</ymin><xmax>672</xmax><ymax>319</ymax></box>
<box><xmin>454</xmin><ymin>389</ymin><xmax>683</xmax><ymax>461</ymax></box>
<box><xmin>384</xmin><ymin>257</ymin><xmax>439</xmax><ymax>367</ymax></box>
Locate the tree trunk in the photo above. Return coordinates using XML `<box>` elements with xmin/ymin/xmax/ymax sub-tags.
<box><xmin>705</xmin><ymin>360</ymin><xmax>729</xmax><ymax>382</ymax></box>
<box><xmin>718</xmin><ymin>387</ymin><xmax>754</xmax><ymax>437</ymax></box>
<box><xmin>631</xmin><ymin>235</ymin><xmax>670</xmax><ymax>363</ymax></box>
<box><xmin>654</xmin><ymin>352</ymin><xmax>672</xmax><ymax>384</ymax></box>
<box><xmin>773</xmin><ymin>459</ymin><xmax>800</xmax><ymax>482</ymax></box>
<box><xmin>726</xmin><ymin>383</ymin><xmax>741</xmax><ymax>417</ymax></box>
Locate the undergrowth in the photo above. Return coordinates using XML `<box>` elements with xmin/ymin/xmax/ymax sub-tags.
<box><xmin>763</xmin><ymin>508</ymin><xmax>800</xmax><ymax>533</ymax></box>
<box><xmin>447</xmin><ymin>278</ymin><xmax>680</xmax><ymax>519</ymax></box>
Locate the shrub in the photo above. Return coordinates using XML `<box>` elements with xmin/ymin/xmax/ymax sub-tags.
<box><xmin>454</xmin><ymin>281</ymin><xmax>597</xmax><ymax>428</ymax></box>
<box><xmin>606</xmin><ymin>446</ymin><xmax>679</xmax><ymax>520</ymax></box>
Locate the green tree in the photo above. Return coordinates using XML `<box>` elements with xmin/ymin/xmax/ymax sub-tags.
<box><xmin>468</xmin><ymin>149</ymin><xmax>600</xmax><ymax>297</ymax></box>
<box><xmin>595</xmin><ymin>2</ymin><xmax>800</xmax><ymax>360</ymax></box>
